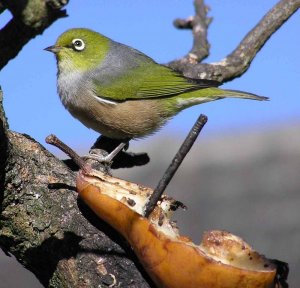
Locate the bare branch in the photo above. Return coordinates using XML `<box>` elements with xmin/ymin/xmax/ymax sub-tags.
<box><xmin>0</xmin><ymin>0</ymin><xmax>68</xmax><ymax>70</ymax></box>
<box><xmin>170</xmin><ymin>0</ymin><xmax>300</xmax><ymax>82</ymax></box>
<box><xmin>174</xmin><ymin>0</ymin><xmax>212</xmax><ymax>63</ymax></box>
<box><xmin>46</xmin><ymin>134</ymin><xmax>87</xmax><ymax>172</ymax></box>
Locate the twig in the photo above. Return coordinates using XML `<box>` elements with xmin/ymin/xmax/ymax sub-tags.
<box><xmin>144</xmin><ymin>114</ymin><xmax>208</xmax><ymax>217</ymax></box>
<box><xmin>174</xmin><ymin>0</ymin><xmax>212</xmax><ymax>63</ymax></box>
<box><xmin>170</xmin><ymin>0</ymin><xmax>300</xmax><ymax>82</ymax></box>
<box><xmin>45</xmin><ymin>134</ymin><xmax>88</xmax><ymax>173</ymax></box>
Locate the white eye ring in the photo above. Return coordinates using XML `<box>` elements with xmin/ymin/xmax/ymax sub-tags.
<box><xmin>72</xmin><ymin>38</ymin><xmax>85</xmax><ymax>51</ymax></box>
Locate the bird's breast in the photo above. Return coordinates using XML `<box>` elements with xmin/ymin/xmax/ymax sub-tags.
<box><xmin>58</xmin><ymin>77</ymin><xmax>171</xmax><ymax>139</ymax></box>
<box><xmin>75</xmin><ymin>96</ymin><xmax>171</xmax><ymax>139</ymax></box>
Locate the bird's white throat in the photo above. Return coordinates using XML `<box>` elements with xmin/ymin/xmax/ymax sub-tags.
<box><xmin>57</xmin><ymin>67</ymin><xmax>117</xmax><ymax>110</ymax></box>
<box><xmin>57</xmin><ymin>68</ymin><xmax>84</xmax><ymax>107</ymax></box>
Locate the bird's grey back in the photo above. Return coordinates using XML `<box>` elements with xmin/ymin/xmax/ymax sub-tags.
<box><xmin>89</xmin><ymin>39</ymin><xmax>155</xmax><ymax>85</ymax></box>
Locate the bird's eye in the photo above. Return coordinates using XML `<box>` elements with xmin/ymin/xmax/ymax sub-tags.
<box><xmin>72</xmin><ymin>38</ymin><xmax>85</xmax><ymax>51</ymax></box>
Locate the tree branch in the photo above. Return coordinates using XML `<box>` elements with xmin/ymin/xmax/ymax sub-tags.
<box><xmin>0</xmin><ymin>0</ymin><xmax>68</xmax><ymax>70</ymax></box>
<box><xmin>173</xmin><ymin>0</ymin><xmax>212</xmax><ymax>63</ymax></box>
<box><xmin>0</xmin><ymin>129</ymin><xmax>152</xmax><ymax>287</ymax></box>
<box><xmin>170</xmin><ymin>0</ymin><xmax>300</xmax><ymax>82</ymax></box>
<box><xmin>0</xmin><ymin>90</ymin><xmax>9</xmax><ymax>130</ymax></box>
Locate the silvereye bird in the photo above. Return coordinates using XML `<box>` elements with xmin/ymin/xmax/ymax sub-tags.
<box><xmin>45</xmin><ymin>28</ymin><xmax>267</xmax><ymax>162</ymax></box>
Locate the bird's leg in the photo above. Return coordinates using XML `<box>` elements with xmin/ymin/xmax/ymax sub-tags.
<box><xmin>85</xmin><ymin>139</ymin><xmax>130</xmax><ymax>164</ymax></box>
<box><xmin>85</xmin><ymin>135</ymin><xmax>131</xmax><ymax>164</ymax></box>
<box><xmin>85</xmin><ymin>136</ymin><xmax>149</xmax><ymax>169</ymax></box>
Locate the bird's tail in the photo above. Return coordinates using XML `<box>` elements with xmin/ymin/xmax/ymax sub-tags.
<box><xmin>221</xmin><ymin>89</ymin><xmax>268</xmax><ymax>101</ymax></box>
<box><xmin>174</xmin><ymin>87</ymin><xmax>268</xmax><ymax>110</ymax></box>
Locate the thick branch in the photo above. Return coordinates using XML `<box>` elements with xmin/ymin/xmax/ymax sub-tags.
<box><xmin>170</xmin><ymin>0</ymin><xmax>300</xmax><ymax>82</ymax></box>
<box><xmin>0</xmin><ymin>90</ymin><xmax>8</xmax><ymax>130</ymax></box>
<box><xmin>0</xmin><ymin>129</ymin><xmax>152</xmax><ymax>287</ymax></box>
<box><xmin>0</xmin><ymin>0</ymin><xmax>68</xmax><ymax>70</ymax></box>
<box><xmin>0</xmin><ymin>90</ymin><xmax>8</xmax><ymax>219</ymax></box>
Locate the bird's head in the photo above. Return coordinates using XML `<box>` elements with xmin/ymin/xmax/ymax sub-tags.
<box><xmin>45</xmin><ymin>28</ymin><xmax>110</xmax><ymax>72</ymax></box>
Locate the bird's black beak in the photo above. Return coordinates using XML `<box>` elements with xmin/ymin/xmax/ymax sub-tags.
<box><xmin>44</xmin><ymin>45</ymin><xmax>62</xmax><ymax>53</ymax></box>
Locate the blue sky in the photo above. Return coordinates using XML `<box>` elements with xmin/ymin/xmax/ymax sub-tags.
<box><xmin>1</xmin><ymin>0</ymin><xmax>299</xmax><ymax>155</ymax></box>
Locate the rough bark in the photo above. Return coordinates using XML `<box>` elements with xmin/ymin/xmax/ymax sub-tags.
<box><xmin>0</xmin><ymin>112</ymin><xmax>152</xmax><ymax>287</ymax></box>
<box><xmin>0</xmin><ymin>0</ymin><xmax>299</xmax><ymax>287</ymax></box>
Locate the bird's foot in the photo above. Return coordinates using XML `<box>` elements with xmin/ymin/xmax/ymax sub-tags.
<box><xmin>84</xmin><ymin>141</ymin><xmax>128</xmax><ymax>164</ymax></box>
<box><xmin>85</xmin><ymin>136</ymin><xmax>149</xmax><ymax>169</ymax></box>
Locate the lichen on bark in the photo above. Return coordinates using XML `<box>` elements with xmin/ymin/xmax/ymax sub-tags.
<box><xmin>0</xmin><ymin>130</ymin><xmax>152</xmax><ymax>287</ymax></box>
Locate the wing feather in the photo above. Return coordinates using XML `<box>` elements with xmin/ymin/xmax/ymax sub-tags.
<box><xmin>92</xmin><ymin>42</ymin><xmax>220</xmax><ymax>101</ymax></box>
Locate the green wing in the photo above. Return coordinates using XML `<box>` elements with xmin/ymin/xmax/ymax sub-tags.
<box><xmin>92</xmin><ymin>62</ymin><xmax>220</xmax><ymax>102</ymax></box>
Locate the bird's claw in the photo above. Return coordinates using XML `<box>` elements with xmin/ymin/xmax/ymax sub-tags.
<box><xmin>84</xmin><ymin>141</ymin><xmax>128</xmax><ymax>164</ymax></box>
